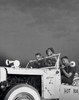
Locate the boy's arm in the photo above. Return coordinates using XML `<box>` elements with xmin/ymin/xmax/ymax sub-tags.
<box><xmin>62</xmin><ymin>69</ymin><xmax>72</xmax><ymax>78</ymax></box>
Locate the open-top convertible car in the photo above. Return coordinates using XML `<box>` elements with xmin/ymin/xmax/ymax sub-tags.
<box><xmin>0</xmin><ymin>53</ymin><xmax>79</xmax><ymax>100</ymax></box>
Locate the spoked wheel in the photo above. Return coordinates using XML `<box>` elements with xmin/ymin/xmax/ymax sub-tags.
<box><xmin>3</xmin><ymin>84</ymin><xmax>41</xmax><ymax>100</ymax></box>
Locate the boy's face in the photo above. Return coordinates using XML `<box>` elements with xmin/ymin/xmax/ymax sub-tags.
<box><xmin>47</xmin><ymin>49</ymin><xmax>53</xmax><ymax>56</ymax></box>
<box><xmin>62</xmin><ymin>58</ymin><xmax>69</xmax><ymax>66</ymax></box>
<box><xmin>36</xmin><ymin>55</ymin><xmax>42</xmax><ymax>60</ymax></box>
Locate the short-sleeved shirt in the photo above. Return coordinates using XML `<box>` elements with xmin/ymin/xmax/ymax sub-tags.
<box><xmin>34</xmin><ymin>59</ymin><xmax>46</xmax><ymax>68</ymax></box>
<box><xmin>27</xmin><ymin>59</ymin><xmax>46</xmax><ymax>68</ymax></box>
<box><xmin>45</xmin><ymin>57</ymin><xmax>56</xmax><ymax>67</ymax></box>
<box><xmin>64</xmin><ymin>66</ymin><xmax>76</xmax><ymax>81</ymax></box>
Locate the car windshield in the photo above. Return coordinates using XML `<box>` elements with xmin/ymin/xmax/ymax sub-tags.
<box><xmin>26</xmin><ymin>54</ymin><xmax>60</xmax><ymax>69</ymax></box>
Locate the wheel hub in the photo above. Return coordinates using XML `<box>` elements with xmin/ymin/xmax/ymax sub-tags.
<box><xmin>14</xmin><ymin>93</ymin><xmax>34</xmax><ymax>100</ymax></box>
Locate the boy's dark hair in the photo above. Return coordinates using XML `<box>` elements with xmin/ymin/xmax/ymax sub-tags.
<box><xmin>35</xmin><ymin>53</ymin><xmax>41</xmax><ymax>57</ymax></box>
<box><xmin>61</xmin><ymin>56</ymin><xmax>68</xmax><ymax>61</ymax></box>
<box><xmin>46</xmin><ymin>47</ymin><xmax>55</xmax><ymax>55</ymax></box>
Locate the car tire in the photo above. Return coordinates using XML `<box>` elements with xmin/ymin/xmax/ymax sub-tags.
<box><xmin>3</xmin><ymin>84</ymin><xmax>41</xmax><ymax>100</ymax></box>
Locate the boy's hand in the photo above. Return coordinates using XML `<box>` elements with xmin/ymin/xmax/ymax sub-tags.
<box><xmin>60</xmin><ymin>65</ymin><xmax>65</xmax><ymax>69</ymax></box>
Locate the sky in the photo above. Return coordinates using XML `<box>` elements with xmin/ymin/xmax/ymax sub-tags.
<box><xmin>0</xmin><ymin>0</ymin><xmax>79</xmax><ymax>71</ymax></box>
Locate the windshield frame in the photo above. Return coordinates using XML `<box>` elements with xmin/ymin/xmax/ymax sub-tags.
<box><xmin>26</xmin><ymin>53</ymin><xmax>60</xmax><ymax>69</ymax></box>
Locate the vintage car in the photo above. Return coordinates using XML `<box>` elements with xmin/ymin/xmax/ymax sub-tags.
<box><xmin>0</xmin><ymin>54</ymin><xmax>79</xmax><ymax>100</ymax></box>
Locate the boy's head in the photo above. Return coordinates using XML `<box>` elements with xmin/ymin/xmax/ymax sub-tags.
<box><xmin>46</xmin><ymin>47</ymin><xmax>55</xmax><ymax>56</ymax></box>
<box><xmin>61</xmin><ymin>56</ymin><xmax>69</xmax><ymax>66</ymax></box>
<box><xmin>35</xmin><ymin>53</ymin><xmax>42</xmax><ymax>60</ymax></box>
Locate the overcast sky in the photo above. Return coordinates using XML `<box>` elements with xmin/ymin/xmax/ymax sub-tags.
<box><xmin>0</xmin><ymin>0</ymin><xmax>79</xmax><ymax>71</ymax></box>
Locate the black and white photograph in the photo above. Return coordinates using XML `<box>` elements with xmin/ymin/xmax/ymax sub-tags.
<box><xmin>0</xmin><ymin>0</ymin><xmax>79</xmax><ymax>100</ymax></box>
